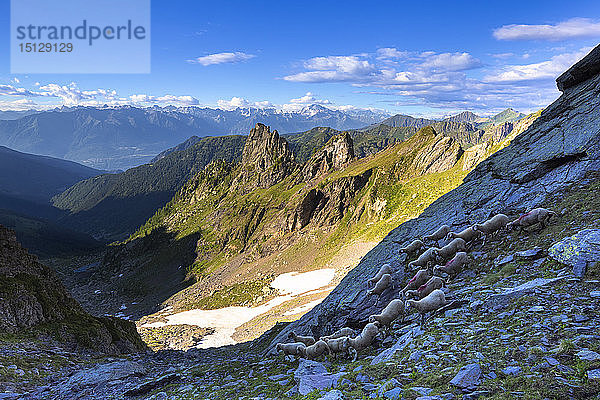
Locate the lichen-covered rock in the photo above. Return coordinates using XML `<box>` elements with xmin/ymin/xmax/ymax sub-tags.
<box><xmin>548</xmin><ymin>229</ymin><xmax>600</xmax><ymax>277</ymax></box>
<box><xmin>449</xmin><ymin>363</ymin><xmax>481</xmax><ymax>389</ymax></box>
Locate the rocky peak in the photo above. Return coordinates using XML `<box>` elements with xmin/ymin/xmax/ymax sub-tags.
<box><xmin>238</xmin><ymin>123</ymin><xmax>296</xmax><ymax>188</ymax></box>
<box><xmin>301</xmin><ymin>132</ymin><xmax>355</xmax><ymax>182</ymax></box>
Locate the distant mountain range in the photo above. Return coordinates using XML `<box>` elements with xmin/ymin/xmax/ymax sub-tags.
<box><xmin>50</xmin><ymin>108</ymin><xmax>529</xmax><ymax>241</ymax></box>
<box><xmin>0</xmin><ymin>105</ymin><xmax>389</xmax><ymax>171</ymax></box>
<box><xmin>0</xmin><ymin>146</ymin><xmax>103</xmax><ymax>256</ymax></box>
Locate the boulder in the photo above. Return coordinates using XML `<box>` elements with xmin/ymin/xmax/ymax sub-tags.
<box><xmin>484</xmin><ymin>277</ymin><xmax>564</xmax><ymax>310</ymax></box>
<box><xmin>548</xmin><ymin>229</ymin><xmax>600</xmax><ymax>277</ymax></box>
<box><xmin>450</xmin><ymin>363</ymin><xmax>481</xmax><ymax>390</ymax></box>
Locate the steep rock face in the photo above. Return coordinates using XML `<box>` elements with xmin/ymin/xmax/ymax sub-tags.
<box><xmin>409</xmin><ymin>135</ymin><xmax>463</xmax><ymax>175</ymax></box>
<box><xmin>300</xmin><ymin>132</ymin><xmax>355</xmax><ymax>182</ymax></box>
<box><xmin>236</xmin><ymin>123</ymin><xmax>296</xmax><ymax>189</ymax></box>
<box><xmin>0</xmin><ymin>225</ymin><xmax>145</xmax><ymax>353</ymax></box>
<box><xmin>269</xmin><ymin>44</ymin><xmax>600</xmax><ymax>345</ymax></box>
<box><xmin>431</xmin><ymin>121</ymin><xmax>483</xmax><ymax>147</ymax></box>
<box><xmin>445</xmin><ymin>111</ymin><xmax>479</xmax><ymax>124</ymax></box>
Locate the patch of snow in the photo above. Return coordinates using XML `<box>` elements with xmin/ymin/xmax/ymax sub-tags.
<box><xmin>140</xmin><ymin>269</ymin><xmax>335</xmax><ymax>348</ymax></box>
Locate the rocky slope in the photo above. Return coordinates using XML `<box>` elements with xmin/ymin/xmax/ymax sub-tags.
<box><xmin>0</xmin><ymin>224</ymin><xmax>145</xmax><ymax>354</ymax></box>
<box><xmin>269</xmin><ymin>44</ymin><xmax>600</xmax><ymax>352</ymax></box>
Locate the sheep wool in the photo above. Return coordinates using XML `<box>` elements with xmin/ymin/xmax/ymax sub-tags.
<box><xmin>367</xmin><ymin>273</ymin><xmax>391</xmax><ymax>296</ymax></box>
<box><xmin>406</xmin><ymin>289</ymin><xmax>447</xmax><ymax>314</ymax></box>
<box><xmin>368</xmin><ymin>299</ymin><xmax>404</xmax><ymax>326</ymax></box>
<box><xmin>299</xmin><ymin>340</ymin><xmax>331</xmax><ymax>360</ymax></box>
<box><xmin>401</xmin><ymin>268</ymin><xmax>430</xmax><ymax>294</ymax></box>
<box><xmin>368</xmin><ymin>264</ymin><xmax>393</xmax><ymax>286</ymax></box>
<box><xmin>288</xmin><ymin>332</ymin><xmax>316</xmax><ymax>347</ymax></box>
<box><xmin>437</xmin><ymin>238</ymin><xmax>467</xmax><ymax>260</ymax></box>
<box><xmin>423</xmin><ymin>224</ymin><xmax>451</xmax><ymax>243</ymax></box>
<box><xmin>320</xmin><ymin>327</ymin><xmax>356</xmax><ymax>341</ymax></box>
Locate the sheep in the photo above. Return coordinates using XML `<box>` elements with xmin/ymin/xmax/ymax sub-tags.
<box><xmin>348</xmin><ymin>322</ymin><xmax>380</xmax><ymax>361</ymax></box>
<box><xmin>367</xmin><ymin>273</ymin><xmax>391</xmax><ymax>296</ymax></box>
<box><xmin>368</xmin><ymin>264</ymin><xmax>392</xmax><ymax>287</ymax></box>
<box><xmin>433</xmin><ymin>252</ymin><xmax>468</xmax><ymax>277</ymax></box>
<box><xmin>407</xmin><ymin>247</ymin><xmax>439</xmax><ymax>271</ymax></box>
<box><xmin>406</xmin><ymin>289</ymin><xmax>448</xmax><ymax>326</ymax></box>
<box><xmin>397</xmin><ymin>239</ymin><xmax>425</xmax><ymax>257</ymax></box>
<box><xmin>436</xmin><ymin>238</ymin><xmax>467</xmax><ymax>261</ymax></box>
<box><xmin>323</xmin><ymin>336</ymin><xmax>351</xmax><ymax>359</ymax></box>
<box><xmin>401</xmin><ymin>268</ymin><xmax>431</xmax><ymax>295</ymax></box>
<box><xmin>507</xmin><ymin>208</ymin><xmax>557</xmax><ymax>232</ymax></box>
<box><xmin>423</xmin><ymin>224</ymin><xmax>451</xmax><ymax>244</ymax></box>
<box><xmin>445</xmin><ymin>226</ymin><xmax>481</xmax><ymax>243</ymax></box>
<box><xmin>298</xmin><ymin>339</ymin><xmax>331</xmax><ymax>360</ymax></box>
<box><xmin>405</xmin><ymin>276</ymin><xmax>446</xmax><ymax>300</ymax></box>
<box><xmin>320</xmin><ymin>327</ymin><xmax>356</xmax><ymax>341</ymax></box>
<box><xmin>473</xmin><ymin>214</ymin><xmax>510</xmax><ymax>235</ymax></box>
<box><xmin>276</xmin><ymin>342</ymin><xmax>306</xmax><ymax>358</ymax></box>
<box><xmin>368</xmin><ymin>299</ymin><xmax>405</xmax><ymax>333</ymax></box>
<box><xmin>287</xmin><ymin>331</ymin><xmax>316</xmax><ymax>347</ymax></box>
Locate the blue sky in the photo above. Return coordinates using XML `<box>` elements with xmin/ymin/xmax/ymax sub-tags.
<box><xmin>1</xmin><ymin>0</ymin><xmax>599</xmax><ymax>117</ymax></box>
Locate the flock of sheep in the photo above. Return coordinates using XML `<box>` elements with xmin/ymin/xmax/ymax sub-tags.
<box><xmin>275</xmin><ymin>207</ymin><xmax>556</xmax><ymax>362</ymax></box>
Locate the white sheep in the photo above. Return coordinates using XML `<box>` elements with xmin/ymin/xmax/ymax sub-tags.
<box><xmin>401</xmin><ymin>269</ymin><xmax>431</xmax><ymax>295</ymax></box>
<box><xmin>397</xmin><ymin>239</ymin><xmax>425</xmax><ymax>256</ymax></box>
<box><xmin>473</xmin><ymin>214</ymin><xmax>510</xmax><ymax>235</ymax></box>
<box><xmin>436</xmin><ymin>238</ymin><xmax>467</xmax><ymax>261</ymax></box>
<box><xmin>445</xmin><ymin>226</ymin><xmax>481</xmax><ymax>243</ymax></box>
<box><xmin>287</xmin><ymin>331</ymin><xmax>316</xmax><ymax>347</ymax></box>
<box><xmin>367</xmin><ymin>273</ymin><xmax>391</xmax><ymax>296</ymax></box>
<box><xmin>423</xmin><ymin>225</ymin><xmax>451</xmax><ymax>244</ymax></box>
<box><xmin>368</xmin><ymin>264</ymin><xmax>393</xmax><ymax>287</ymax></box>
<box><xmin>323</xmin><ymin>336</ymin><xmax>351</xmax><ymax>359</ymax></box>
<box><xmin>276</xmin><ymin>342</ymin><xmax>306</xmax><ymax>358</ymax></box>
<box><xmin>368</xmin><ymin>299</ymin><xmax>404</xmax><ymax>329</ymax></box>
<box><xmin>507</xmin><ymin>208</ymin><xmax>556</xmax><ymax>232</ymax></box>
<box><xmin>348</xmin><ymin>322</ymin><xmax>380</xmax><ymax>361</ymax></box>
<box><xmin>320</xmin><ymin>327</ymin><xmax>356</xmax><ymax>341</ymax></box>
<box><xmin>406</xmin><ymin>289</ymin><xmax>448</xmax><ymax>326</ymax></box>
<box><xmin>405</xmin><ymin>276</ymin><xmax>446</xmax><ymax>300</ymax></box>
<box><xmin>433</xmin><ymin>251</ymin><xmax>468</xmax><ymax>277</ymax></box>
<box><xmin>407</xmin><ymin>247</ymin><xmax>439</xmax><ymax>270</ymax></box>
<box><xmin>298</xmin><ymin>339</ymin><xmax>331</xmax><ymax>360</ymax></box>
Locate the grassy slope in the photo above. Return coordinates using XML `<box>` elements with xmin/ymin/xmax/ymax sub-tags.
<box><xmin>123</xmin><ymin>127</ymin><xmax>474</xmax><ymax>314</ymax></box>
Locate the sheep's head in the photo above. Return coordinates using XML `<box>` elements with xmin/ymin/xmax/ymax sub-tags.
<box><xmin>287</xmin><ymin>331</ymin><xmax>296</xmax><ymax>340</ymax></box>
<box><xmin>368</xmin><ymin>315</ymin><xmax>376</xmax><ymax>323</ymax></box>
<box><xmin>405</xmin><ymin>290</ymin><xmax>418</xmax><ymax>300</ymax></box>
<box><xmin>406</xmin><ymin>299</ymin><xmax>417</xmax><ymax>309</ymax></box>
<box><xmin>472</xmin><ymin>223</ymin><xmax>482</xmax><ymax>232</ymax></box>
<box><xmin>341</xmin><ymin>337</ymin><xmax>350</xmax><ymax>350</ymax></box>
<box><xmin>276</xmin><ymin>343</ymin><xmax>282</xmax><ymax>351</ymax></box>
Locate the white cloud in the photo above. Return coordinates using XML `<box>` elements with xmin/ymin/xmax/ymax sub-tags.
<box><xmin>0</xmin><ymin>84</ymin><xmax>39</xmax><ymax>96</ymax></box>
<box><xmin>0</xmin><ymin>98</ymin><xmax>39</xmax><ymax>110</ymax></box>
<box><xmin>493</xmin><ymin>18</ymin><xmax>600</xmax><ymax>41</ymax></box>
<box><xmin>422</xmin><ymin>52</ymin><xmax>482</xmax><ymax>71</ymax></box>
<box><xmin>216</xmin><ymin>97</ymin><xmax>273</xmax><ymax>110</ymax></box>
<box><xmin>484</xmin><ymin>48</ymin><xmax>591</xmax><ymax>83</ymax></box>
<box><xmin>130</xmin><ymin>94</ymin><xmax>199</xmax><ymax>106</ymax></box>
<box><xmin>376</xmin><ymin>47</ymin><xmax>408</xmax><ymax>60</ymax></box>
<box><xmin>284</xmin><ymin>55</ymin><xmax>376</xmax><ymax>83</ymax></box>
<box><xmin>11</xmin><ymin>78</ymin><xmax>20</xmax><ymax>84</ymax></box>
<box><xmin>288</xmin><ymin>92</ymin><xmax>331</xmax><ymax>105</ymax></box>
<box><xmin>188</xmin><ymin>52</ymin><xmax>255</xmax><ymax>66</ymax></box>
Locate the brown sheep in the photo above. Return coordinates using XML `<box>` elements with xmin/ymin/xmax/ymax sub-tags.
<box><xmin>367</xmin><ymin>273</ymin><xmax>391</xmax><ymax>296</ymax></box>
<box><xmin>288</xmin><ymin>332</ymin><xmax>316</xmax><ymax>347</ymax></box>
<box><xmin>434</xmin><ymin>251</ymin><xmax>468</xmax><ymax>277</ymax></box>
<box><xmin>423</xmin><ymin>225</ymin><xmax>451</xmax><ymax>243</ymax></box>
<box><xmin>405</xmin><ymin>276</ymin><xmax>446</xmax><ymax>300</ymax></box>
<box><xmin>507</xmin><ymin>208</ymin><xmax>556</xmax><ymax>232</ymax></box>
